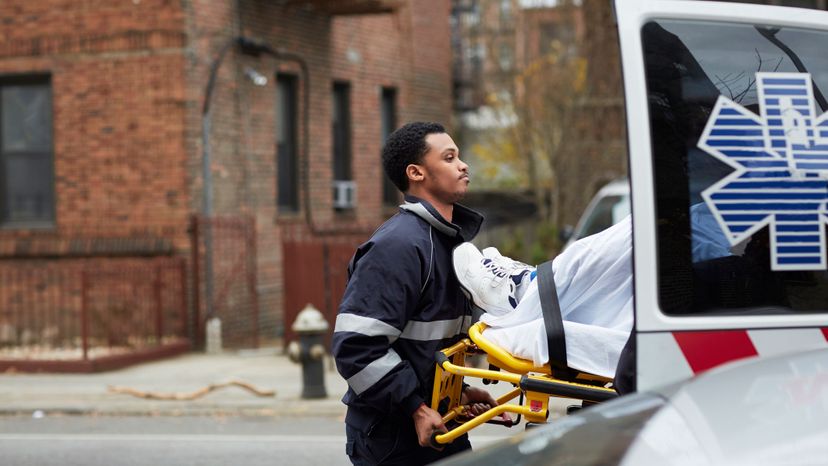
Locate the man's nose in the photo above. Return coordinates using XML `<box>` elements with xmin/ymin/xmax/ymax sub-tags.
<box><xmin>459</xmin><ymin>158</ymin><xmax>469</xmax><ymax>172</ymax></box>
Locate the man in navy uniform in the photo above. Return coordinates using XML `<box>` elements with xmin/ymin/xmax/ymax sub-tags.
<box><xmin>333</xmin><ymin>122</ymin><xmax>502</xmax><ymax>465</ymax></box>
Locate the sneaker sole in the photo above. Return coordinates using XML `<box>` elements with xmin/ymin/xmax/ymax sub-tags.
<box><xmin>452</xmin><ymin>243</ymin><xmax>483</xmax><ymax>308</ymax></box>
<box><xmin>453</xmin><ymin>243</ymin><xmax>512</xmax><ymax>315</ymax></box>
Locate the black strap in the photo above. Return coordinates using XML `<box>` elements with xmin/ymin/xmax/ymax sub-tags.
<box><xmin>536</xmin><ymin>260</ymin><xmax>568</xmax><ymax>372</ymax></box>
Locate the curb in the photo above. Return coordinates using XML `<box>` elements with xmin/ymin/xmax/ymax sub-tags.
<box><xmin>0</xmin><ymin>401</ymin><xmax>347</xmax><ymax>418</ymax></box>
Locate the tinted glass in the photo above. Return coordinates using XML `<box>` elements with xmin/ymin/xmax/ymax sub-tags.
<box><xmin>276</xmin><ymin>74</ymin><xmax>298</xmax><ymax>213</ymax></box>
<box><xmin>644</xmin><ymin>20</ymin><xmax>828</xmax><ymax>315</ymax></box>
<box><xmin>332</xmin><ymin>82</ymin><xmax>351</xmax><ymax>181</ymax></box>
<box><xmin>578</xmin><ymin>194</ymin><xmax>630</xmax><ymax>238</ymax></box>
<box><xmin>381</xmin><ymin>87</ymin><xmax>399</xmax><ymax>206</ymax></box>
<box><xmin>4</xmin><ymin>154</ymin><xmax>53</xmax><ymax>222</ymax></box>
<box><xmin>1</xmin><ymin>84</ymin><xmax>52</xmax><ymax>152</ymax></box>
<box><xmin>1</xmin><ymin>81</ymin><xmax>54</xmax><ymax>224</ymax></box>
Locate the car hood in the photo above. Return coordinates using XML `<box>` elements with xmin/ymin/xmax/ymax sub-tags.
<box><xmin>623</xmin><ymin>347</ymin><xmax>828</xmax><ymax>465</ymax></box>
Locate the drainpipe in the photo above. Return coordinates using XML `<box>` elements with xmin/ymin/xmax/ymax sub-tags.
<box><xmin>202</xmin><ymin>37</ymin><xmax>249</xmax><ymax>352</ymax></box>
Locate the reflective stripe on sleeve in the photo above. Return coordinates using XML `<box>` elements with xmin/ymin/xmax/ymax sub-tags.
<box><xmin>347</xmin><ymin>349</ymin><xmax>403</xmax><ymax>395</ymax></box>
<box><xmin>460</xmin><ymin>315</ymin><xmax>473</xmax><ymax>333</ymax></box>
<box><xmin>400</xmin><ymin>315</ymin><xmax>471</xmax><ymax>341</ymax></box>
<box><xmin>334</xmin><ymin>313</ymin><xmax>402</xmax><ymax>341</ymax></box>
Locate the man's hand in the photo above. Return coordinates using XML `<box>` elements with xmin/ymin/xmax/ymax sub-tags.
<box><xmin>460</xmin><ymin>386</ymin><xmax>513</xmax><ymax>423</ymax></box>
<box><xmin>412</xmin><ymin>403</ymin><xmax>447</xmax><ymax>450</ymax></box>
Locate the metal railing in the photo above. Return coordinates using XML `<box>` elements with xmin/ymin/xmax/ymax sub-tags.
<box><xmin>0</xmin><ymin>257</ymin><xmax>189</xmax><ymax>371</ymax></box>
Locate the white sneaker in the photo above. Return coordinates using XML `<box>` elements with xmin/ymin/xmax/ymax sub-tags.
<box><xmin>482</xmin><ymin>247</ymin><xmax>535</xmax><ymax>302</ymax></box>
<box><xmin>453</xmin><ymin>243</ymin><xmax>529</xmax><ymax>316</ymax></box>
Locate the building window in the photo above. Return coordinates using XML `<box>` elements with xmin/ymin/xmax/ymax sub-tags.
<box><xmin>540</xmin><ymin>22</ymin><xmax>576</xmax><ymax>57</ymax></box>
<box><xmin>500</xmin><ymin>0</ymin><xmax>513</xmax><ymax>22</ymax></box>
<box><xmin>332</xmin><ymin>82</ymin><xmax>354</xmax><ymax>210</ymax></box>
<box><xmin>276</xmin><ymin>74</ymin><xmax>299</xmax><ymax>213</ymax></box>
<box><xmin>463</xmin><ymin>3</ymin><xmax>481</xmax><ymax>26</ymax></box>
<box><xmin>381</xmin><ymin>87</ymin><xmax>398</xmax><ymax>207</ymax></box>
<box><xmin>499</xmin><ymin>42</ymin><xmax>514</xmax><ymax>71</ymax></box>
<box><xmin>0</xmin><ymin>76</ymin><xmax>54</xmax><ymax>227</ymax></box>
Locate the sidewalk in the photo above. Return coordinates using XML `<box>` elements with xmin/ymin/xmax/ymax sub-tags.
<box><xmin>0</xmin><ymin>350</ymin><xmax>349</xmax><ymax>417</ymax></box>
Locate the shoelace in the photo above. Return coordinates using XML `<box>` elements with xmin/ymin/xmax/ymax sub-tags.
<box><xmin>482</xmin><ymin>259</ymin><xmax>510</xmax><ymax>283</ymax></box>
<box><xmin>486</xmin><ymin>254</ymin><xmax>531</xmax><ymax>275</ymax></box>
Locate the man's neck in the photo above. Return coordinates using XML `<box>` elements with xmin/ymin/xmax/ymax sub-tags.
<box><xmin>432</xmin><ymin>202</ymin><xmax>453</xmax><ymax>223</ymax></box>
<box><xmin>407</xmin><ymin>190</ymin><xmax>453</xmax><ymax>223</ymax></box>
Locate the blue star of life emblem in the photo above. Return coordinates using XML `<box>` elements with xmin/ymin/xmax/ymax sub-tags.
<box><xmin>699</xmin><ymin>72</ymin><xmax>828</xmax><ymax>271</ymax></box>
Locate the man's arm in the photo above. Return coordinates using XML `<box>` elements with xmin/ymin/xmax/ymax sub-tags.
<box><xmin>332</xmin><ymin>238</ymin><xmax>428</xmax><ymax>417</ymax></box>
<box><xmin>412</xmin><ymin>403</ymin><xmax>447</xmax><ymax>448</ymax></box>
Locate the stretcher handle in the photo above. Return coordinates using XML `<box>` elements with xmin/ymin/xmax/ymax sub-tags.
<box><xmin>429</xmin><ymin>415</ymin><xmax>513</xmax><ymax>449</ymax></box>
<box><xmin>433</xmin><ymin>404</ymin><xmax>537</xmax><ymax>445</ymax></box>
<box><xmin>429</xmin><ymin>430</ymin><xmax>446</xmax><ymax>450</ymax></box>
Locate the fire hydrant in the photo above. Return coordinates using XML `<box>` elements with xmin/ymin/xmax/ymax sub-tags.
<box><xmin>287</xmin><ymin>303</ymin><xmax>329</xmax><ymax>399</ymax></box>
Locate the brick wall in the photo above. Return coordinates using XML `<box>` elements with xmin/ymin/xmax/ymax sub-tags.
<box><xmin>0</xmin><ymin>0</ymin><xmax>453</xmax><ymax>347</ymax></box>
<box><xmin>189</xmin><ymin>0</ymin><xmax>453</xmax><ymax>340</ymax></box>
<box><xmin>0</xmin><ymin>0</ymin><xmax>190</xmax><ymax>248</ymax></box>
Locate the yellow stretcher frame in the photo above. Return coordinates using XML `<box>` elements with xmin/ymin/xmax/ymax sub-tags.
<box><xmin>430</xmin><ymin>322</ymin><xmax>618</xmax><ymax>445</ymax></box>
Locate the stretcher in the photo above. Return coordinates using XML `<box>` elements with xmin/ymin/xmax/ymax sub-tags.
<box><xmin>429</xmin><ymin>321</ymin><xmax>618</xmax><ymax>446</ymax></box>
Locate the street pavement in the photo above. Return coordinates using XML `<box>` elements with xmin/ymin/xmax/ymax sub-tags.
<box><xmin>0</xmin><ymin>349</ymin><xmax>348</xmax><ymax>417</ymax></box>
<box><xmin>0</xmin><ymin>348</ymin><xmax>574</xmax><ymax>419</ymax></box>
<box><xmin>0</xmin><ymin>349</ymin><xmax>575</xmax><ymax>464</ymax></box>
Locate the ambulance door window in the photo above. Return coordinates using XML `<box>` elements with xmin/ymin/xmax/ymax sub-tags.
<box><xmin>643</xmin><ymin>19</ymin><xmax>828</xmax><ymax>316</ymax></box>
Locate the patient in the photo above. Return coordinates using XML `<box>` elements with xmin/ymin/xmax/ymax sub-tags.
<box><xmin>453</xmin><ymin>203</ymin><xmax>737</xmax><ymax>378</ymax></box>
<box><xmin>453</xmin><ymin>216</ymin><xmax>633</xmax><ymax>378</ymax></box>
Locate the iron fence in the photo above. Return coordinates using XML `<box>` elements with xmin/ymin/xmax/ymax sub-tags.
<box><xmin>0</xmin><ymin>257</ymin><xmax>189</xmax><ymax>372</ymax></box>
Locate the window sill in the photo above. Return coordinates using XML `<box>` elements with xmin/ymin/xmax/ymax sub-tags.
<box><xmin>0</xmin><ymin>221</ymin><xmax>56</xmax><ymax>232</ymax></box>
<box><xmin>334</xmin><ymin>208</ymin><xmax>357</xmax><ymax>219</ymax></box>
<box><xmin>275</xmin><ymin>211</ymin><xmax>304</xmax><ymax>224</ymax></box>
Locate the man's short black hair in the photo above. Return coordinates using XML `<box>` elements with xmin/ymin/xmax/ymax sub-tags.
<box><xmin>382</xmin><ymin>121</ymin><xmax>446</xmax><ymax>192</ymax></box>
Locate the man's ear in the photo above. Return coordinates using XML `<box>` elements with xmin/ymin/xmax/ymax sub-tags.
<box><xmin>406</xmin><ymin>163</ymin><xmax>425</xmax><ymax>183</ymax></box>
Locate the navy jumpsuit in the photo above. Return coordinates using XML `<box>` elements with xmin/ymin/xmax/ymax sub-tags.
<box><xmin>333</xmin><ymin>195</ymin><xmax>483</xmax><ymax>465</ymax></box>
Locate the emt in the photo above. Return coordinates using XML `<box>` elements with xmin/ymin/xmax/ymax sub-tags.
<box><xmin>332</xmin><ymin>122</ymin><xmax>503</xmax><ymax>465</ymax></box>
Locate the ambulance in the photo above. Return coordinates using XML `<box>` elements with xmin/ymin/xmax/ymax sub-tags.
<box><xmin>435</xmin><ymin>0</ymin><xmax>828</xmax><ymax>463</ymax></box>
<box><xmin>619</xmin><ymin>0</ymin><xmax>828</xmax><ymax>391</ymax></box>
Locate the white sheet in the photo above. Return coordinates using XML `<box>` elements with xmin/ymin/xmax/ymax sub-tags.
<box><xmin>480</xmin><ymin>215</ymin><xmax>633</xmax><ymax>378</ymax></box>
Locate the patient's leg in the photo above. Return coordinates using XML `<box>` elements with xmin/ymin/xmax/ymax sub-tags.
<box><xmin>474</xmin><ymin>274</ymin><xmax>626</xmax><ymax>375</ymax></box>
<box><xmin>452</xmin><ymin>216</ymin><xmax>634</xmax><ymax>377</ymax></box>
<box><xmin>453</xmin><ymin>243</ymin><xmax>535</xmax><ymax>316</ymax></box>
<box><xmin>480</xmin><ymin>247</ymin><xmax>535</xmax><ymax>303</ymax></box>
<box><xmin>455</xmin><ymin>216</ymin><xmax>633</xmax><ymax>324</ymax></box>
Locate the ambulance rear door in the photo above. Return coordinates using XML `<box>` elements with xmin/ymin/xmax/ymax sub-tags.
<box><xmin>615</xmin><ymin>0</ymin><xmax>828</xmax><ymax>390</ymax></box>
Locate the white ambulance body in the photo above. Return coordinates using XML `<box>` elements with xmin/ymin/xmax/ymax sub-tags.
<box><xmin>616</xmin><ymin>0</ymin><xmax>828</xmax><ymax>390</ymax></box>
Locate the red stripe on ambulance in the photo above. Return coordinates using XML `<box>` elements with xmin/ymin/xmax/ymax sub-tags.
<box><xmin>640</xmin><ymin>329</ymin><xmax>828</xmax><ymax>391</ymax></box>
<box><xmin>673</xmin><ymin>330</ymin><xmax>758</xmax><ymax>374</ymax></box>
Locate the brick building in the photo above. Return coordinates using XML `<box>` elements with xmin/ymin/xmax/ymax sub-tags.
<box><xmin>0</xmin><ymin>0</ymin><xmax>453</xmax><ymax>360</ymax></box>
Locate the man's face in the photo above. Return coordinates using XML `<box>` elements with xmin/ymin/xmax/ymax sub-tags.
<box><xmin>415</xmin><ymin>132</ymin><xmax>470</xmax><ymax>204</ymax></box>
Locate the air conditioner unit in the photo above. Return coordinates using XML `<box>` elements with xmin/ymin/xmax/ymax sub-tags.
<box><xmin>332</xmin><ymin>180</ymin><xmax>356</xmax><ymax>209</ymax></box>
